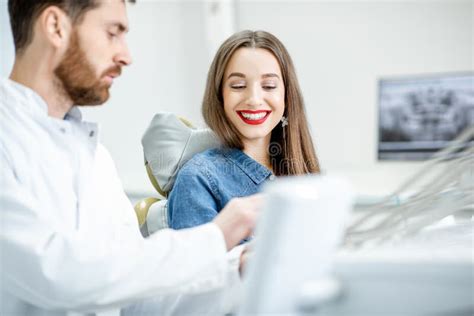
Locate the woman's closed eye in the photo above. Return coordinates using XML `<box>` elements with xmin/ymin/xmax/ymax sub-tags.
<box><xmin>262</xmin><ymin>81</ymin><xmax>278</xmax><ymax>90</ymax></box>
<box><xmin>263</xmin><ymin>84</ymin><xmax>277</xmax><ymax>90</ymax></box>
<box><xmin>230</xmin><ymin>83</ymin><xmax>246</xmax><ymax>89</ymax></box>
<box><xmin>229</xmin><ymin>80</ymin><xmax>278</xmax><ymax>90</ymax></box>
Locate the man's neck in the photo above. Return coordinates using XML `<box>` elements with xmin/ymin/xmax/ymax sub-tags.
<box><xmin>242</xmin><ymin>136</ymin><xmax>272</xmax><ymax>171</ymax></box>
<box><xmin>9</xmin><ymin>53</ymin><xmax>73</xmax><ymax>119</ymax></box>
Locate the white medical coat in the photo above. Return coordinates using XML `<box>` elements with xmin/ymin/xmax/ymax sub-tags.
<box><xmin>0</xmin><ymin>78</ymin><xmax>239</xmax><ymax>315</ymax></box>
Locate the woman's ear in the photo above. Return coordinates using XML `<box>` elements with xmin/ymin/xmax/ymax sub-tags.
<box><xmin>38</xmin><ymin>6</ymin><xmax>72</xmax><ymax>51</ymax></box>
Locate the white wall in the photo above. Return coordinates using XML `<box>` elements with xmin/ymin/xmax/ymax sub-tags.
<box><xmin>1</xmin><ymin>1</ymin><xmax>14</xmax><ymax>76</ymax></box>
<box><xmin>1</xmin><ymin>0</ymin><xmax>472</xmax><ymax>197</ymax></box>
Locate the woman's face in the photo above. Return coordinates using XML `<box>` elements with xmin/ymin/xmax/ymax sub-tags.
<box><xmin>222</xmin><ymin>47</ymin><xmax>285</xmax><ymax>147</ymax></box>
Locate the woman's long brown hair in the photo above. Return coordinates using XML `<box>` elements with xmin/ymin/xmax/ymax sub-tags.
<box><xmin>202</xmin><ymin>30</ymin><xmax>320</xmax><ymax>176</ymax></box>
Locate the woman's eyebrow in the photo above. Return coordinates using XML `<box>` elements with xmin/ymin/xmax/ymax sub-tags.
<box><xmin>227</xmin><ymin>72</ymin><xmax>246</xmax><ymax>79</ymax></box>
<box><xmin>262</xmin><ymin>73</ymin><xmax>280</xmax><ymax>79</ymax></box>
<box><xmin>227</xmin><ymin>72</ymin><xmax>280</xmax><ymax>79</ymax></box>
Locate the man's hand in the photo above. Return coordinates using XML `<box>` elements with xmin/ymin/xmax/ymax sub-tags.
<box><xmin>239</xmin><ymin>245</ymin><xmax>252</xmax><ymax>277</ymax></box>
<box><xmin>213</xmin><ymin>194</ymin><xmax>263</xmax><ymax>250</ymax></box>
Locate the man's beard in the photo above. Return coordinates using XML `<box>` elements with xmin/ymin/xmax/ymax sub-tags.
<box><xmin>54</xmin><ymin>31</ymin><xmax>121</xmax><ymax>106</ymax></box>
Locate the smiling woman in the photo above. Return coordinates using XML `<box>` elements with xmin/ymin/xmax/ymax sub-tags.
<box><xmin>222</xmin><ymin>47</ymin><xmax>285</xmax><ymax>160</ymax></box>
<box><xmin>167</xmin><ymin>30</ymin><xmax>320</xmax><ymax>231</ymax></box>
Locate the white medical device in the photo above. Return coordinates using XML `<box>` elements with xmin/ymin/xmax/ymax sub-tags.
<box><xmin>239</xmin><ymin>176</ymin><xmax>354</xmax><ymax>315</ymax></box>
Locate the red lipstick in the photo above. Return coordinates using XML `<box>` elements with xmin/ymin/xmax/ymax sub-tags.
<box><xmin>237</xmin><ymin>110</ymin><xmax>271</xmax><ymax>125</ymax></box>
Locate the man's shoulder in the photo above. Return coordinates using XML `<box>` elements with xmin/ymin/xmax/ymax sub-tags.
<box><xmin>0</xmin><ymin>78</ymin><xmax>15</xmax><ymax>114</ymax></box>
<box><xmin>0</xmin><ymin>78</ymin><xmax>27</xmax><ymax>110</ymax></box>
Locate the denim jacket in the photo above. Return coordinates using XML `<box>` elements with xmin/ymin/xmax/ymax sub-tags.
<box><xmin>168</xmin><ymin>147</ymin><xmax>273</xmax><ymax>229</ymax></box>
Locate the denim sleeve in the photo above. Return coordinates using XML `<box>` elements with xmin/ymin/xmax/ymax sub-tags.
<box><xmin>168</xmin><ymin>163</ymin><xmax>219</xmax><ymax>230</ymax></box>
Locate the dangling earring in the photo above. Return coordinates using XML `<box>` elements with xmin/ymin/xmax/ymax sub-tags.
<box><xmin>281</xmin><ymin>116</ymin><xmax>288</xmax><ymax>139</ymax></box>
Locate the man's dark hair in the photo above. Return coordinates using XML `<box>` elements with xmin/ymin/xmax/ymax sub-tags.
<box><xmin>8</xmin><ymin>0</ymin><xmax>135</xmax><ymax>54</ymax></box>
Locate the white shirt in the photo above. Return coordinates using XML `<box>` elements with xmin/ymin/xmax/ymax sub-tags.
<box><xmin>0</xmin><ymin>78</ymin><xmax>240</xmax><ymax>315</ymax></box>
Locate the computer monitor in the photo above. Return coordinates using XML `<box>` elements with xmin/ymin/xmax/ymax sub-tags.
<box><xmin>378</xmin><ymin>72</ymin><xmax>474</xmax><ymax>160</ymax></box>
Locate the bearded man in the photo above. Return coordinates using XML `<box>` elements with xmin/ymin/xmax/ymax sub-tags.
<box><xmin>0</xmin><ymin>1</ymin><xmax>261</xmax><ymax>315</ymax></box>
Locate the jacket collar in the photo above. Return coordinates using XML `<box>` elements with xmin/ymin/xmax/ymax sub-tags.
<box><xmin>221</xmin><ymin>147</ymin><xmax>272</xmax><ymax>185</ymax></box>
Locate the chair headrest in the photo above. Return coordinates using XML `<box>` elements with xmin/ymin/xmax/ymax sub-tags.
<box><xmin>142</xmin><ymin>112</ymin><xmax>220</xmax><ymax>196</ymax></box>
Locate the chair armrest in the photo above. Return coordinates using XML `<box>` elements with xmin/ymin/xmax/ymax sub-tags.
<box><xmin>134</xmin><ymin>198</ymin><xmax>169</xmax><ymax>236</ymax></box>
<box><xmin>146</xmin><ymin>200</ymin><xmax>169</xmax><ymax>234</ymax></box>
<box><xmin>134</xmin><ymin>197</ymin><xmax>160</xmax><ymax>227</ymax></box>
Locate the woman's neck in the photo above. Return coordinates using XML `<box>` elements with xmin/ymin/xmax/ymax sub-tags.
<box><xmin>242</xmin><ymin>136</ymin><xmax>272</xmax><ymax>171</ymax></box>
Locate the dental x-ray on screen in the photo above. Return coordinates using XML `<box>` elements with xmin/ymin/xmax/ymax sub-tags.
<box><xmin>378</xmin><ymin>72</ymin><xmax>474</xmax><ymax>160</ymax></box>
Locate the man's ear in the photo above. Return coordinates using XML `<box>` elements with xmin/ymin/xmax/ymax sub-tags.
<box><xmin>37</xmin><ymin>6</ymin><xmax>72</xmax><ymax>51</ymax></box>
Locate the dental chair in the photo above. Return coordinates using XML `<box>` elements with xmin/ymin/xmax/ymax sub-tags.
<box><xmin>134</xmin><ymin>112</ymin><xmax>220</xmax><ymax>236</ymax></box>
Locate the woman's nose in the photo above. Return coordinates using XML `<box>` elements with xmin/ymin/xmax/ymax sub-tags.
<box><xmin>245</xmin><ymin>85</ymin><xmax>263</xmax><ymax>107</ymax></box>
